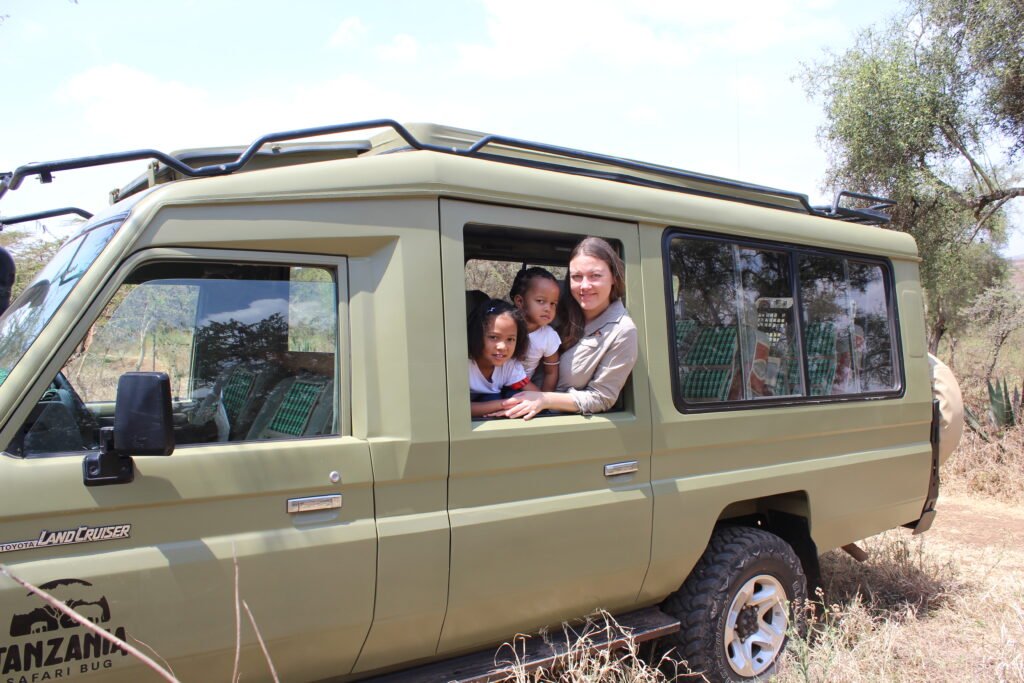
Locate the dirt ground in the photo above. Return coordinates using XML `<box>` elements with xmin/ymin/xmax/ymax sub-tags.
<box><xmin>927</xmin><ymin>493</ymin><xmax>1024</xmax><ymax>580</ymax></box>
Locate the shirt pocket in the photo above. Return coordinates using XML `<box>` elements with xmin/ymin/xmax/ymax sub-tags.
<box><xmin>571</xmin><ymin>335</ymin><xmax>603</xmax><ymax>376</ymax></box>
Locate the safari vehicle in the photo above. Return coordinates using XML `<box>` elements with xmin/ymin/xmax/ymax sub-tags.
<box><xmin>0</xmin><ymin>120</ymin><xmax>960</xmax><ymax>682</ymax></box>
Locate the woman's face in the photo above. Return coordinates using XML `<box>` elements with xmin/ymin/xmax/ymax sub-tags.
<box><xmin>569</xmin><ymin>254</ymin><xmax>613</xmax><ymax>320</ymax></box>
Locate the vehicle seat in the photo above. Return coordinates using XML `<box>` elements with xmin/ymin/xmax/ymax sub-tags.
<box><xmin>245</xmin><ymin>373</ymin><xmax>334</xmax><ymax>440</ymax></box>
<box><xmin>679</xmin><ymin>325</ymin><xmax>738</xmax><ymax>402</ymax></box>
<box><xmin>800</xmin><ymin>321</ymin><xmax>837</xmax><ymax>396</ymax></box>
<box><xmin>187</xmin><ymin>362</ymin><xmax>287</xmax><ymax>443</ymax></box>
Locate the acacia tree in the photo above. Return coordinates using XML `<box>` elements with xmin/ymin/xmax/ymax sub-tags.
<box><xmin>965</xmin><ymin>285</ymin><xmax>1024</xmax><ymax>380</ymax></box>
<box><xmin>802</xmin><ymin>0</ymin><xmax>1024</xmax><ymax>352</ymax></box>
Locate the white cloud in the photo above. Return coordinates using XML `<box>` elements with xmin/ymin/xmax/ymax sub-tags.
<box><xmin>328</xmin><ymin>17</ymin><xmax>367</xmax><ymax>48</ymax></box>
<box><xmin>203</xmin><ymin>298</ymin><xmax>288</xmax><ymax>326</ymax></box>
<box><xmin>54</xmin><ymin>64</ymin><xmax>211</xmax><ymax>150</ymax></box>
<box><xmin>456</xmin><ymin>0</ymin><xmax>841</xmax><ymax>76</ymax></box>
<box><xmin>374</xmin><ymin>34</ymin><xmax>419</xmax><ymax>63</ymax></box>
<box><xmin>456</xmin><ymin>0</ymin><xmax>697</xmax><ymax>77</ymax></box>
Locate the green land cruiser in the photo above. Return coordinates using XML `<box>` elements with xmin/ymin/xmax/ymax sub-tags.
<box><xmin>0</xmin><ymin>120</ymin><xmax>962</xmax><ymax>682</ymax></box>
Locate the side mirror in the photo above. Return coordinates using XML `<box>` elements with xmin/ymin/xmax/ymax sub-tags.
<box><xmin>83</xmin><ymin>372</ymin><xmax>175</xmax><ymax>487</ymax></box>
<box><xmin>114</xmin><ymin>372</ymin><xmax>175</xmax><ymax>456</ymax></box>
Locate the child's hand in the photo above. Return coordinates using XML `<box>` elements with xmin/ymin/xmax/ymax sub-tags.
<box><xmin>496</xmin><ymin>391</ymin><xmax>546</xmax><ymax>420</ymax></box>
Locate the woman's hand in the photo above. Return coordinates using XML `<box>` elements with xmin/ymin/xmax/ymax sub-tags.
<box><xmin>487</xmin><ymin>391</ymin><xmax>547</xmax><ymax>420</ymax></box>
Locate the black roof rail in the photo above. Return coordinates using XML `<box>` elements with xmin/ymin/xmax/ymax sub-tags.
<box><xmin>0</xmin><ymin>118</ymin><xmax>897</xmax><ymax>225</ymax></box>
<box><xmin>464</xmin><ymin>133</ymin><xmax>821</xmax><ymax>216</ymax></box>
<box><xmin>813</xmin><ymin>190</ymin><xmax>896</xmax><ymax>226</ymax></box>
<box><xmin>0</xmin><ymin>207</ymin><xmax>94</xmax><ymax>229</ymax></box>
<box><xmin>0</xmin><ymin>119</ymin><xmax>425</xmax><ymax>202</ymax></box>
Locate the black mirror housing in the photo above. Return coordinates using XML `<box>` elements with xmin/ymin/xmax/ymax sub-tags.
<box><xmin>114</xmin><ymin>372</ymin><xmax>174</xmax><ymax>456</ymax></box>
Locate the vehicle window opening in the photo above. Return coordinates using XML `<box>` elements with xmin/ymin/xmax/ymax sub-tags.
<box><xmin>668</xmin><ymin>232</ymin><xmax>899</xmax><ymax>409</ymax></box>
<box><xmin>463</xmin><ymin>225</ymin><xmax>630</xmax><ymax>418</ymax></box>
<box><xmin>9</xmin><ymin>260</ymin><xmax>340</xmax><ymax>458</ymax></box>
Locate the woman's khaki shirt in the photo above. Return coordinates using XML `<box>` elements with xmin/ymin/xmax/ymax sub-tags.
<box><xmin>557</xmin><ymin>299</ymin><xmax>638</xmax><ymax>414</ymax></box>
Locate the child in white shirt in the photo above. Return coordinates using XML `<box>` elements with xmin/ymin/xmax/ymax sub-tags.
<box><xmin>510</xmin><ymin>267</ymin><xmax>562</xmax><ymax>391</ymax></box>
<box><xmin>468</xmin><ymin>299</ymin><xmax>537</xmax><ymax>417</ymax></box>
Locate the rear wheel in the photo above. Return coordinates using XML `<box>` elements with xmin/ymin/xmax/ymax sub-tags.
<box><xmin>662</xmin><ymin>526</ymin><xmax>807</xmax><ymax>682</ymax></box>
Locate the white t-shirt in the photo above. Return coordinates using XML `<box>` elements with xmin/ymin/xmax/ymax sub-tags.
<box><xmin>521</xmin><ymin>325</ymin><xmax>562</xmax><ymax>377</ymax></box>
<box><xmin>469</xmin><ymin>358</ymin><xmax>530</xmax><ymax>395</ymax></box>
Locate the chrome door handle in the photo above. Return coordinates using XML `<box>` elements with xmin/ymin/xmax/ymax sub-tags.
<box><xmin>604</xmin><ymin>461</ymin><xmax>638</xmax><ymax>477</ymax></box>
<box><xmin>287</xmin><ymin>494</ymin><xmax>342</xmax><ymax>514</ymax></box>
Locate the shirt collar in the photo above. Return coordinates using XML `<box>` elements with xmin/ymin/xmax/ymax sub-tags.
<box><xmin>584</xmin><ymin>299</ymin><xmax>626</xmax><ymax>336</ymax></box>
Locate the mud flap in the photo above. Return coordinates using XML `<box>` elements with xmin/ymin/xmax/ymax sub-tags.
<box><xmin>904</xmin><ymin>399</ymin><xmax>940</xmax><ymax>535</ymax></box>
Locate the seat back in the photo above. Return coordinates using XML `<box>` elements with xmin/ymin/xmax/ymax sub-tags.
<box><xmin>245</xmin><ymin>374</ymin><xmax>334</xmax><ymax>440</ymax></box>
<box><xmin>679</xmin><ymin>325</ymin><xmax>738</xmax><ymax>402</ymax></box>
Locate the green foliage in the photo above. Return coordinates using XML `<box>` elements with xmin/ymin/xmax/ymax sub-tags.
<box><xmin>802</xmin><ymin>0</ymin><xmax>1024</xmax><ymax>351</ymax></box>
<box><xmin>965</xmin><ymin>285</ymin><xmax>1024</xmax><ymax>379</ymax></box>
<box><xmin>0</xmin><ymin>228</ymin><xmax>63</xmax><ymax>300</ymax></box>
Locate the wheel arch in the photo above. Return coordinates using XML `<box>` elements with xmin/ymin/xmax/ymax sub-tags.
<box><xmin>714</xmin><ymin>491</ymin><xmax>821</xmax><ymax>591</ymax></box>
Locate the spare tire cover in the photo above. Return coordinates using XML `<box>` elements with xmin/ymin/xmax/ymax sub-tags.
<box><xmin>928</xmin><ymin>353</ymin><xmax>964</xmax><ymax>465</ymax></box>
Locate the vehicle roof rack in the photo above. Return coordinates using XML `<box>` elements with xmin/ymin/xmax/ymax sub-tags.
<box><xmin>0</xmin><ymin>207</ymin><xmax>94</xmax><ymax>230</ymax></box>
<box><xmin>112</xmin><ymin>140</ymin><xmax>371</xmax><ymax>202</ymax></box>
<box><xmin>0</xmin><ymin>119</ymin><xmax>895</xmax><ymax>225</ymax></box>
<box><xmin>812</xmin><ymin>190</ymin><xmax>896</xmax><ymax>225</ymax></box>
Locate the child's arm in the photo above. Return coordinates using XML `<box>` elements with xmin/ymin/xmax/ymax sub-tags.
<box><xmin>540</xmin><ymin>353</ymin><xmax>559</xmax><ymax>392</ymax></box>
<box><xmin>472</xmin><ymin>398</ymin><xmax>507</xmax><ymax>417</ymax></box>
<box><xmin>472</xmin><ymin>381</ymin><xmax>538</xmax><ymax>417</ymax></box>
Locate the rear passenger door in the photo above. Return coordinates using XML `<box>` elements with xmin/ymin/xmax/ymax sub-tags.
<box><xmin>437</xmin><ymin>200</ymin><xmax>653</xmax><ymax>654</ymax></box>
<box><xmin>0</xmin><ymin>249</ymin><xmax>375</xmax><ymax>682</ymax></box>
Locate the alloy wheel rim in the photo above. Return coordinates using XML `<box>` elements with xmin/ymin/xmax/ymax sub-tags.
<box><xmin>723</xmin><ymin>574</ymin><xmax>788</xmax><ymax>677</ymax></box>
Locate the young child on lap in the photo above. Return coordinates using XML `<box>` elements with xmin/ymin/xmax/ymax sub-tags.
<box><xmin>469</xmin><ymin>299</ymin><xmax>537</xmax><ymax>417</ymax></box>
<box><xmin>509</xmin><ymin>267</ymin><xmax>561</xmax><ymax>392</ymax></box>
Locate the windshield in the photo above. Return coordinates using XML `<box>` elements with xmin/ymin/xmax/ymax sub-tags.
<box><xmin>0</xmin><ymin>217</ymin><xmax>124</xmax><ymax>386</ymax></box>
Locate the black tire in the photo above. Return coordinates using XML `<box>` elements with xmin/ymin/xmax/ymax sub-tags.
<box><xmin>661</xmin><ymin>526</ymin><xmax>807</xmax><ymax>682</ymax></box>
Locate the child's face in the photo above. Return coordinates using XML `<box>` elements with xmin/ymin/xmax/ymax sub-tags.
<box><xmin>482</xmin><ymin>312</ymin><xmax>519</xmax><ymax>367</ymax></box>
<box><xmin>515</xmin><ymin>278</ymin><xmax>559</xmax><ymax>330</ymax></box>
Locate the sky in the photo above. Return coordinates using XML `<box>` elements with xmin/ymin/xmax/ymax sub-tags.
<box><xmin>2</xmin><ymin>0</ymin><xmax>1022</xmax><ymax>256</ymax></box>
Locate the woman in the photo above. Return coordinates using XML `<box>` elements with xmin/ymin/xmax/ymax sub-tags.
<box><xmin>496</xmin><ymin>236</ymin><xmax>638</xmax><ymax>420</ymax></box>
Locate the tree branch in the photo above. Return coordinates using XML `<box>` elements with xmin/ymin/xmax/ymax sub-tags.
<box><xmin>968</xmin><ymin>196</ymin><xmax>1011</xmax><ymax>242</ymax></box>
<box><xmin>939</xmin><ymin>119</ymin><xmax>997</xmax><ymax>194</ymax></box>
<box><xmin>973</xmin><ymin>186</ymin><xmax>1024</xmax><ymax>213</ymax></box>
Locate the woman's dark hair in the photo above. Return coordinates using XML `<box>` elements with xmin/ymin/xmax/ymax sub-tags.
<box><xmin>557</xmin><ymin>237</ymin><xmax>626</xmax><ymax>350</ymax></box>
<box><xmin>467</xmin><ymin>298</ymin><xmax>530</xmax><ymax>362</ymax></box>
<box><xmin>509</xmin><ymin>266</ymin><xmax>559</xmax><ymax>302</ymax></box>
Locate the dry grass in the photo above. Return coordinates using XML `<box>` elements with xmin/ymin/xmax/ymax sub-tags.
<box><xmin>773</xmin><ymin>530</ymin><xmax>1024</xmax><ymax>682</ymax></box>
<box><xmin>943</xmin><ymin>424</ymin><xmax>1024</xmax><ymax>502</ymax></box>
<box><xmin>501</xmin><ymin>612</ymin><xmax>681</xmax><ymax>682</ymax></box>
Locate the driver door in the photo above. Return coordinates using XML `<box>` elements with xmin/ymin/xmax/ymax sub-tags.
<box><xmin>0</xmin><ymin>249</ymin><xmax>375</xmax><ymax>682</ymax></box>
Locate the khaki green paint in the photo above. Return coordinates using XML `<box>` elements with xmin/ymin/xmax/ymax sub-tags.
<box><xmin>0</xmin><ymin>129</ymin><xmax>937</xmax><ymax>681</ymax></box>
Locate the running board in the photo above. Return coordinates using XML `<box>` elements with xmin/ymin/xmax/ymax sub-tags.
<box><xmin>366</xmin><ymin>608</ymin><xmax>680</xmax><ymax>683</ymax></box>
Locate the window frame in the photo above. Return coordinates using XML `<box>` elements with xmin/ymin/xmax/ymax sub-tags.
<box><xmin>5</xmin><ymin>247</ymin><xmax>351</xmax><ymax>459</ymax></box>
<box><xmin>662</xmin><ymin>227</ymin><xmax>905</xmax><ymax>414</ymax></box>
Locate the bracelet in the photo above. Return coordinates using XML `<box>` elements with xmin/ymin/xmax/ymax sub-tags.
<box><xmin>542</xmin><ymin>361</ymin><xmax>560</xmax><ymax>365</ymax></box>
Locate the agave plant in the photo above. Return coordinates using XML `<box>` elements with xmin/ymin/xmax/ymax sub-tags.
<box><xmin>986</xmin><ymin>377</ymin><xmax>1021</xmax><ymax>428</ymax></box>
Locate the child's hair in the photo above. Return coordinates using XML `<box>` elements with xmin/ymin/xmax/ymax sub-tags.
<box><xmin>467</xmin><ymin>298</ymin><xmax>530</xmax><ymax>361</ymax></box>
<box><xmin>509</xmin><ymin>266</ymin><xmax>559</xmax><ymax>302</ymax></box>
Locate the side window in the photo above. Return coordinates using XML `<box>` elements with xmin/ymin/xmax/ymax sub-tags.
<box><xmin>669</xmin><ymin>232</ymin><xmax>899</xmax><ymax>409</ymax></box>
<box><xmin>669</xmin><ymin>237</ymin><xmax>800</xmax><ymax>403</ymax></box>
<box><xmin>10</xmin><ymin>261</ymin><xmax>339</xmax><ymax>458</ymax></box>
<box><xmin>799</xmin><ymin>255</ymin><xmax>896</xmax><ymax>394</ymax></box>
